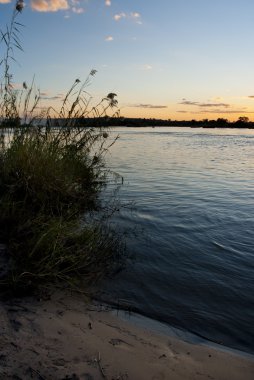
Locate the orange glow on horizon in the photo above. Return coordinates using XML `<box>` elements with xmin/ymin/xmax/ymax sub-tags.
<box><xmin>121</xmin><ymin>106</ymin><xmax>254</xmax><ymax>122</ymax></box>
<box><xmin>38</xmin><ymin>95</ymin><xmax>254</xmax><ymax>123</ymax></box>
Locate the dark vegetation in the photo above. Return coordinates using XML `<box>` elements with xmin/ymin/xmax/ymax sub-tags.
<box><xmin>0</xmin><ymin>2</ymin><xmax>123</xmax><ymax>292</ymax></box>
<box><xmin>79</xmin><ymin>116</ymin><xmax>254</xmax><ymax>128</ymax></box>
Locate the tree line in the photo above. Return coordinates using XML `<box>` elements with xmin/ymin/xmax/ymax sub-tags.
<box><xmin>78</xmin><ymin>116</ymin><xmax>254</xmax><ymax>128</ymax></box>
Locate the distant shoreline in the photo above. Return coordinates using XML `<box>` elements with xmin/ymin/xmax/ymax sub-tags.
<box><xmin>116</xmin><ymin>125</ymin><xmax>254</xmax><ymax>130</ymax></box>
<box><xmin>2</xmin><ymin>117</ymin><xmax>254</xmax><ymax>129</ymax></box>
<box><xmin>76</xmin><ymin>116</ymin><xmax>254</xmax><ymax>129</ymax></box>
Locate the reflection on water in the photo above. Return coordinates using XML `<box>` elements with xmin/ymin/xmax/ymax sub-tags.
<box><xmin>100</xmin><ymin>127</ymin><xmax>254</xmax><ymax>354</ymax></box>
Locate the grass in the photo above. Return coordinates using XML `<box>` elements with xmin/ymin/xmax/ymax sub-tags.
<box><xmin>0</xmin><ymin>2</ymin><xmax>124</xmax><ymax>292</ymax></box>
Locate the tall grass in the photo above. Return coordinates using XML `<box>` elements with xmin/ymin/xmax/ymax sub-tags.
<box><xmin>0</xmin><ymin>2</ymin><xmax>123</xmax><ymax>291</ymax></box>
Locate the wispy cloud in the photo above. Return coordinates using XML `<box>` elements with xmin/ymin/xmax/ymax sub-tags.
<box><xmin>105</xmin><ymin>35</ymin><xmax>113</xmax><ymax>42</ymax></box>
<box><xmin>129</xmin><ymin>104</ymin><xmax>168</xmax><ymax>109</ymax></box>
<box><xmin>212</xmin><ymin>96</ymin><xmax>224</xmax><ymax>101</ymax></box>
<box><xmin>201</xmin><ymin>109</ymin><xmax>254</xmax><ymax>114</ymax></box>
<box><xmin>131</xmin><ymin>12</ymin><xmax>140</xmax><ymax>18</ymax></box>
<box><xmin>72</xmin><ymin>6</ymin><xmax>84</xmax><ymax>14</ymax></box>
<box><xmin>200</xmin><ymin>103</ymin><xmax>230</xmax><ymax>108</ymax></box>
<box><xmin>179</xmin><ymin>99</ymin><xmax>230</xmax><ymax>108</ymax></box>
<box><xmin>248</xmin><ymin>95</ymin><xmax>254</xmax><ymax>99</ymax></box>
<box><xmin>114</xmin><ymin>12</ymin><xmax>126</xmax><ymax>21</ymax></box>
<box><xmin>179</xmin><ymin>100</ymin><xmax>199</xmax><ymax>106</ymax></box>
<box><xmin>41</xmin><ymin>95</ymin><xmax>63</xmax><ymax>100</ymax></box>
<box><xmin>177</xmin><ymin>98</ymin><xmax>252</xmax><ymax>115</ymax></box>
<box><xmin>131</xmin><ymin>12</ymin><xmax>142</xmax><ymax>24</ymax></box>
<box><xmin>177</xmin><ymin>109</ymin><xmax>253</xmax><ymax>114</ymax></box>
<box><xmin>0</xmin><ymin>0</ymin><xmax>11</xmax><ymax>3</ymax></box>
<box><xmin>105</xmin><ymin>0</ymin><xmax>111</xmax><ymax>6</ymax></box>
<box><xmin>31</xmin><ymin>0</ymin><xmax>69</xmax><ymax>12</ymax></box>
<box><xmin>140</xmin><ymin>64</ymin><xmax>152</xmax><ymax>71</ymax></box>
<box><xmin>61</xmin><ymin>0</ymin><xmax>85</xmax><ymax>16</ymax></box>
<box><xmin>40</xmin><ymin>91</ymin><xmax>63</xmax><ymax>100</ymax></box>
<box><xmin>114</xmin><ymin>11</ymin><xmax>142</xmax><ymax>24</ymax></box>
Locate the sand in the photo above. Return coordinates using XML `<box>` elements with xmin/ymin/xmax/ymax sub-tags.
<box><xmin>0</xmin><ymin>291</ymin><xmax>253</xmax><ymax>380</ymax></box>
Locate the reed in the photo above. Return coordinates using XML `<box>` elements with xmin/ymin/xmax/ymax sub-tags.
<box><xmin>0</xmin><ymin>2</ymin><xmax>123</xmax><ymax>291</ymax></box>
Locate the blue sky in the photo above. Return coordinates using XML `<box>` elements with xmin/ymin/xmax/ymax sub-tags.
<box><xmin>1</xmin><ymin>0</ymin><xmax>254</xmax><ymax>120</ymax></box>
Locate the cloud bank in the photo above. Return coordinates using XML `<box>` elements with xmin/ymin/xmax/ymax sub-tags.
<box><xmin>31</xmin><ymin>0</ymin><xmax>69</xmax><ymax>12</ymax></box>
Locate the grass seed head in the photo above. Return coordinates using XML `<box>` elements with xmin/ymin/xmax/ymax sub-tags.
<box><xmin>16</xmin><ymin>0</ymin><xmax>24</xmax><ymax>12</ymax></box>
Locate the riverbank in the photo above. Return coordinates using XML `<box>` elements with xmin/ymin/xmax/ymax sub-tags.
<box><xmin>0</xmin><ymin>291</ymin><xmax>253</xmax><ymax>380</ymax></box>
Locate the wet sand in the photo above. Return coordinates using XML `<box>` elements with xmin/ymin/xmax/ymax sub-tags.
<box><xmin>0</xmin><ymin>291</ymin><xmax>253</xmax><ymax>380</ymax></box>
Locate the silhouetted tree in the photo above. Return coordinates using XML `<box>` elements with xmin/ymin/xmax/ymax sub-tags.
<box><xmin>237</xmin><ymin>116</ymin><xmax>249</xmax><ymax>123</ymax></box>
<box><xmin>217</xmin><ymin>118</ymin><xmax>228</xmax><ymax>124</ymax></box>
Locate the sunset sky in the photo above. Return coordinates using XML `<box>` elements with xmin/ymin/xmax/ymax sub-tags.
<box><xmin>1</xmin><ymin>0</ymin><xmax>254</xmax><ymax>121</ymax></box>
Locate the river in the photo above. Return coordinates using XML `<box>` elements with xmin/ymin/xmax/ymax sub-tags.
<box><xmin>99</xmin><ymin>126</ymin><xmax>254</xmax><ymax>354</ymax></box>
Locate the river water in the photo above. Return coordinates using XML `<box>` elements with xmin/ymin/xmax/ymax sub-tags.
<box><xmin>100</xmin><ymin>127</ymin><xmax>254</xmax><ymax>354</ymax></box>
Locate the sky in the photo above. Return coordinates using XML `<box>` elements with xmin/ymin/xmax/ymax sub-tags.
<box><xmin>1</xmin><ymin>0</ymin><xmax>254</xmax><ymax>121</ymax></box>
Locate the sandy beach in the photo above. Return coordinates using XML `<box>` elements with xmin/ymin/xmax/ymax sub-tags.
<box><xmin>0</xmin><ymin>291</ymin><xmax>253</xmax><ymax>380</ymax></box>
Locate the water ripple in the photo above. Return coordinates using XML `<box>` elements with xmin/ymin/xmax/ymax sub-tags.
<box><xmin>101</xmin><ymin>127</ymin><xmax>254</xmax><ymax>354</ymax></box>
